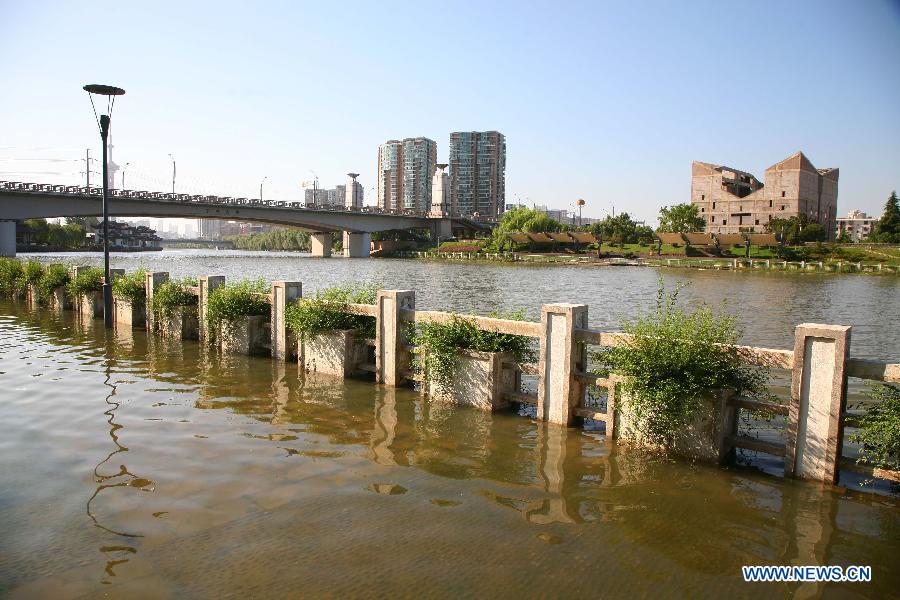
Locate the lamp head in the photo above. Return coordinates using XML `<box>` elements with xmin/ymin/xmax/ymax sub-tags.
<box><xmin>83</xmin><ymin>84</ymin><xmax>125</xmax><ymax>96</ymax></box>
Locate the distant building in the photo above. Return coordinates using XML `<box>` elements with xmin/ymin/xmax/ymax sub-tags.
<box><xmin>303</xmin><ymin>179</ymin><xmax>363</xmax><ymax>209</ymax></box>
<box><xmin>692</xmin><ymin>151</ymin><xmax>839</xmax><ymax>239</ymax></box>
<box><xmin>835</xmin><ymin>210</ymin><xmax>875</xmax><ymax>242</ymax></box>
<box><xmin>345</xmin><ymin>173</ymin><xmax>363</xmax><ymax>209</ymax></box>
<box><xmin>91</xmin><ymin>220</ymin><xmax>161</xmax><ymax>249</ymax></box>
<box><xmin>448</xmin><ymin>131</ymin><xmax>506</xmax><ymax>219</ymax></box>
<box><xmin>430</xmin><ymin>164</ymin><xmax>450</xmax><ymax>216</ymax></box>
<box><xmin>377</xmin><ymin>137</ymin><xmax>437</xmax><ymax>212</ymax></box>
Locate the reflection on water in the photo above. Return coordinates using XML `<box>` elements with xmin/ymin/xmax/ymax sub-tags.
<box><xmin>0</xmin><ymin>302</ymin><xmax>898</xmax><ymax>598</ymax></box>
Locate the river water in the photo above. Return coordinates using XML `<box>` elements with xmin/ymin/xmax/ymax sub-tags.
<box><xmin>1</xmin><ymin>251</ymin><xmax>898</xmax><ymax>598</ymax></box>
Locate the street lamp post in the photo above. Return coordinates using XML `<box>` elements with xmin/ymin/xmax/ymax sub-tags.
<box><xmin>260</xmin><ymin>176</ymin><xmax>268</xmax><ymax>201</ymax></box>
<box><xmin>576</xmin><ymin>198</ymin><xmax>585</xmax><ymax>227</ymax></box>
<box><xmin>83</xmin><ymin>83</ymin><xmax>125</xmax><ymax>329</ymax></box>
<box><xmin>168</xmin><ymin>154</ymin><xmax>176</xmax><ymax>194</ymax></box>
<box><xmin>120</xmin><ymin>162</ymin><xmax>131</xmax><ymax>189</ymax></box>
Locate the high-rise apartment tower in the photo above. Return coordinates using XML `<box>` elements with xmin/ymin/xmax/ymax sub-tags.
<box><xmin>377</xmin><ymin>137</ymin><xmax>437</xmax><ymax>212</ymax></box>
<box><xmin>448</xmin><ymin>131</ymin><xmax>506</xmax><ymax>219</ymax></box>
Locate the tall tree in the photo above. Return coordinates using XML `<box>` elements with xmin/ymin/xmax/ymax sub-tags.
<box><xmin>871</xmin><ymin>191</ymin><xmax>900</xmax><ymax>243</ymax></box>
<box><xmin>657</xmin><ymin>203</ymin><xmax>706</xmax><ymax>233</ymax></box>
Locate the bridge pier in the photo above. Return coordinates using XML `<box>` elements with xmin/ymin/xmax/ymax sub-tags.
<box><xmin>429</xmin><ymin>218</ymin><xmax>453</xmax><ymax>244</ymax></box>
<box><xmin>0</xmin><ymin>221</ymin><xmax>15</xmax><ymax>257</ymax></box>
<box><xmin>310</xmin><ymin>232</ymin><xmax>332</xmax><ymax>258</ymax></box>
<box><xmin>343</xmin><ymin>232</ymin><xmax>371</xmax><ymax>258</ymax></box>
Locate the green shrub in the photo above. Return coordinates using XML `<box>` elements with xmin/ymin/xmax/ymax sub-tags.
<box><xmin>21</xmin><ymin>260</ymin><xmax>44</xmax><ymax>288</ymax></box>
<box><xmin>591</xmin><ymin>281</ymin><xmax>769</xmax><ymax>446</ymax></box>
<box><xmin>112</xmin><ymin>269</ymin><xmax>148</xmax><ymax>305</ymax></box>
<box><xmin>206</xmin><ymin>279</ymin><xmax>270</xmax><ymax>334</ymax></box>
<box><xmin>66</xmin><ymin>267</ymin><xmax>104</xmax><ymax>298</ymax></box>
<box><xmin>410</xmin><ymin>310</ymin><xmax>537</xmax><ymax>396</ymax></box>
<box><xmin>37</xmin><ymin>264</ymin><xmax>70</xmax><ymax>301</ymax></box>
<box><xmin>849</xmin><ymin>384</ymin><xmax>900</xmax><ymax>471</ymax></box>
<box><xmin>0</xmin><ymin>258</ymin><xmax>24</xmax><ymax>297</ymax></box>
<box><xmin>285</xmin><ymin>283</ymin><xmax>377</xmax><ymax>339</ymax></box>
<box><xmin>152</xmin><ymin>278</ymin><xmax>199</xmax><ymax>318</ymax></box>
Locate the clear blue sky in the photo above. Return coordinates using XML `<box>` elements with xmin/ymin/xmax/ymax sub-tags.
<box><xmin>1</xmin><ymin>0</ymin><xmax>899</xmax><ymax>224</ymax></box>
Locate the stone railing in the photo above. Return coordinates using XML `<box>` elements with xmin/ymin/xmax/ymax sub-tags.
<box><xmin>27</xmin><ymin>267</ymin><xmax>900</xmax><ymax>486</ymax></box>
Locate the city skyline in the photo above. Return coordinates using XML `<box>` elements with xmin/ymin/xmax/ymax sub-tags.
<box><xmin>1</xmin><ymin>1</ymin><xmax>898</xmax><ymax>225</ymax></box>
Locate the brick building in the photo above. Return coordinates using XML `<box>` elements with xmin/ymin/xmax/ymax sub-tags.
<box><xmin>691</xmin><ymin>151</ymin><xmax>839</xmax><ymax>239</ymax></box>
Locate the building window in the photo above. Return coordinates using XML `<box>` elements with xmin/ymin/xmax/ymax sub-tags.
<box><xmin>712</xmin><ymin>202</ymin><xmax>716</xmax><ymax>209</ymax></box>
<box><xmin>755</xmin><ymin>219</ymin><xmax>760</xmax><ymax>225</ymax></box>
<box><xmin>739</xmin><ymin>205</ymin><xmax>742</xmax><ymax>211</ymax></box>
<box><xmin>701</xmin><ymin>194</ymin><xmax>705</xmax><ymax>201</ymax></box>
<box><xmin>700</xmin><ymin>207</ymin><xmax>704</xmax><ymax>213</ymax></box>
<box><xmin>769</xmin><ymin>200</ymin><xmax>772</xmax><ymax>208</ymax></box>
<box><xmin>711</xmin><ymin>216</ymin><xmax>715</xmax><ymax>223</ymax></box>
<box><xmin>781</xmin><ymin>191</ymin><xmax>786</xmax><ymax>197</ymax></box>
<box><xmin>722</xmin><ymin>219</ymin><xmax>727</xmax><ymax>226</ymax></box>
<box><xmin>781</xmin><ymin>205</ymin><xmax>785</xmax><ymax>211</ymax></box>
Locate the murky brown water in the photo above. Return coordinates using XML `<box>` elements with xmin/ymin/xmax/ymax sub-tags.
<box><xmin>1</xmin><ymin>300</ymin><xmax>898</xmax><ymax>598</ymax></box>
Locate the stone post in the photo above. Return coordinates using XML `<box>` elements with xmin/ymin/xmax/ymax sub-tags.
<box><xmin>310</xmin><ymin>232</ymin><xmax>332</xmax><ymax>257</ymax></box>
<box><xmin>144</xmin><ymin>271</ymin><xmax>169</xmax><ymax>332</ymax></box>
<box><xmin>198</xmin><ymin>275</ymin><xmax>225</xmax><ymax>344</ymax></box>
<box><xmin>537</xmin><ymin>303</ymin><xmax>588</xmax><ymax>426</ymax></box>
<box><xmin>271</xmin><ymin>281</ymin><xmax>302</xmax><ymax>361</ymax></box>
<box><xmin>375</xmin><ymin>290</ymin><xmax>415</xmax><ymax>386</ymax></box>
<box><xmin>785</xmin><ymin>324</ymin><xmax>851</xmax><ymax>483</ymax></box>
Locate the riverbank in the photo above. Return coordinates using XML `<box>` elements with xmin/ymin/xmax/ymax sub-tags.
<box><xmin>386</xmin><ymin>250</ymin><xmax>900</xmax><ymax>274</ymax></box>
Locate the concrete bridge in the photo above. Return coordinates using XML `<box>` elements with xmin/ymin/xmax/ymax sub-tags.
<box><xmin>0</xmin><ymin>181</ymin><xmax>490</xmax><ymax>257</ymax></box>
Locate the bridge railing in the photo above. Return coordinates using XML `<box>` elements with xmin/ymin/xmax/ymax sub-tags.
<box><xmin>0</xmin><ymin>180</ymin><xmax>442</xmax><ymax>218</ymax></box>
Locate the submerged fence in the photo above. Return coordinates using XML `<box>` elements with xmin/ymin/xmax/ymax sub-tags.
<box><xmin>14</xmin><ymin>264</ymin><xmax>900</xmax><ymax>486</ymax></box>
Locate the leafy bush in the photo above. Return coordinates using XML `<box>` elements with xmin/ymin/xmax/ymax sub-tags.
<box><xmin>850</xmin><ymin>384</ymin><xmax>900</xmax><ymax>471</ymax></box>
<box><xmin>152</xmin><ymin>278</ymin><xmax>199</xmax><ymax>318</ymax></box>
<box><xmin>284</xmin><ymin>283</ymin><xmax>377</xmax><ymax>339</ymax></box>
<box><xmin>591</xmin><ymin>281</ymin><xmax>769</xmax><ymax>446</ymax></box>
<box><xmin>37</xmin><ymin>264</ymin><xmax>70</xmax><ymax>301</ymax></box>
<box><xmin>410</xmin><ymin>310</ymin><xmax>537</xmax><ymax>396</ymax></box>
<box><xmin>0</xmin><ymin>257</ymin><xmax>24</xmax><ymax>297</ymax></box>
<box><xmin>112</xmin><ymin>269</ymin><xmax>148</xmax><ymax>305</ymax></box>
<box><xmin>66</xmin><ymin>267</ymin><xmax>104</xmax><ymax>298</ymax></box>
<box><xmin>206</xmin><ymin>279</ymin><xmax>270</xmax><ymax>334</ymax></box>
<box><xmin>21</xmin><ymin>260</ymin><xmax>44</xmax><ymax>287</ymax></box>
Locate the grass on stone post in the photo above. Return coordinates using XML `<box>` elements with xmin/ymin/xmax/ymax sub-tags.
<box><xmin>152</xmin><ymin>277</ymin><xmax>199</xmax><ymax>319</ymax></box>
<box><xmin>0</xmin><ymin>257</ymin><xmax>25</xmax><ymax>297</ymax></box>
<box><xmin>112</xmin><ymin>268</ymin><xmax>149</xmax><ymax>305</ymax></box>
<box><xmin>37</xmin><ymin>264</ymin><xmax>70</xmax><ymax>303</ymax></box>
<box><xmin>409</xmin><ymin>310</ymin><xmax>537</xmax><ymax>397</ymax></box>
<box><xmin>66</xmin><ymin>267</ymin><xmax>104</xmax><ymax>298</ymax></box>
<box><xmin>205</xmin><ymin>279</ymin><xmax>271</xmax><ymax>338</ymax></box>
<box><xmin>590</xmin><ymin>280</ymin><xmax>771</xmax><ymax>448</ymax></box>
<box><xmin>284</xmin><ymin>282</ymin><xmax>378</xmax><ymax>340</ymax></box>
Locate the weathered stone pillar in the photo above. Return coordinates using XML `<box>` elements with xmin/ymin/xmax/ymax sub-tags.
<box><xmin>144</xmin><ymin>271</ymin><xmax>169</xmax><ymax>331</ymax></box>
<box><xmin>376</xmin><ymin>290</ymin><xmax>415</xmax><ymax>386</ymax></box>
<box><xmin>785</xmin><ymin>324</ymin><xmax>851</xmax><ymax>483</ymax></box>
<box><xmin>537</xmin><ymin>303</ymin><xmax>588</xmax><ymax>426</ymax></box>
<box><xmin>310</xmin><ymin>232</ymin><xmax>332</xmax><ymax>257</ymax></box>
<box><xmin>198</xmin><ymin>275</ymin><xmax>225</xmax><ymax>344</ymax></box>
<box><xmin>271</xmin><ymin>280</ymin><xmax>302</xmax><ymax>360</ymax></box>
<box><xmin>342</xmin><ymin>232</ymin><xmax>371</xmax><ymax>258</ymax></box>
<box><xmin>0</xmin><ymin>220</ymin><xmax>15</xmax><ymax>257</ymax></box>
